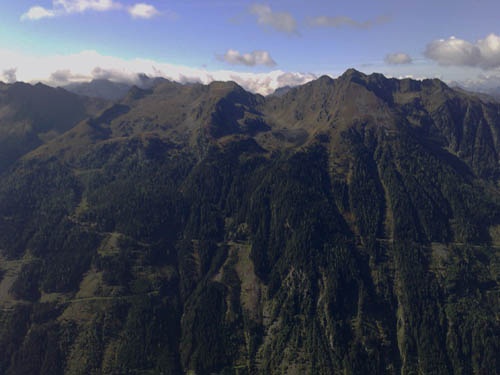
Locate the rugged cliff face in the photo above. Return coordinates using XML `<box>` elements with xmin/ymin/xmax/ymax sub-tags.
<box><xmin>0</xmin><ymin>70</ymin><xmax>499</xmax><ymax>374</ymax></box>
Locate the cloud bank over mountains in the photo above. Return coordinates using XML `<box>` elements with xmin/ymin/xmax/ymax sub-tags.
<box><xmin>0</xmin><ymin>49</ymin><xmax>315</xmax><ymax>95</ymax></box>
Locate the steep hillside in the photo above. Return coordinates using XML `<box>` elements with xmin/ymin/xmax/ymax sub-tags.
<box><xmin>0</xmin><ymin>70</ymin><xmax>498</xmax><ymax>375</ymax></box>
<box><xmin>0</xmin><ymin>82</ymin><xmax>108</xmax><ymax>173</ymax></box>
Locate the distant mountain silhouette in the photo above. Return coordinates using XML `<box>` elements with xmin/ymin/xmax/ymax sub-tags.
<box><xmin>63</xmin><ymin>76</ymin><xmax>169</xmax><ymax>100</ymax></box>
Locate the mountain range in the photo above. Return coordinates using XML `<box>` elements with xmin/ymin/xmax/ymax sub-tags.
<box><xmin>62</xmin><ymin>76</ymin><xmax>168</xmax><ymax>101</ymax></box>
<box><xmin>0</xmin><ymin>81</ymin><xmax>108</xmax><ymax>173</ymax></box>
<box><xmin>0</xmin><ymin>69</ymin><xmax>498</xmax><ymax>374</ymax></box>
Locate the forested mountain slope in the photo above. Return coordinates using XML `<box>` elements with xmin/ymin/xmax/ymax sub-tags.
<box><xmin>0</xmin><ymin>70</ymin><xmax>498</xmax><ymax>374</ymax></box>
<box><xmin>0</xmin><ymin>82</ymin><xmax>107</xmax><ymax>173</ymax></box>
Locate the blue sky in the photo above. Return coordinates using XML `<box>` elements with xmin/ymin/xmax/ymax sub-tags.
<box><xmin>1</xmin><ymin>0</ymin><xmax>500</xmax><ymax>94</ymax></box>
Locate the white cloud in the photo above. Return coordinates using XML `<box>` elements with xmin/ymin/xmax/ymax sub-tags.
<box><xmin>385</xmin><ymin>52</ymin><xmax>412</xmax><ymax>65</ymax></box>
<box><xmin>452</xmin><ymin>72</ymin><xmax>500</xmax><ymax>95</ymax></box>
<box><xmin>249</xmin><ymin>4</ymin><xmax>298</xmax><ymax>34</ymax></box>
<box><xmin>277</xmin><ymin>72</ymin><xmax>317</xmax><ymax>87</ymax></box>
<box><xmin>307</xmin><ymin>15</ymin><xmax>390</xmax><ymax>29</ymax></box>
<box><xmin>128</xmin><ymin>3</ymin><xmax>160</xmax><ymax>19</ymax></box>
<box><xmin>54</xmin><ymin>0</ymin><xmax>121</xmax><ymax>13</ymax></box>
<box><xmin>220</xmin><ymin>49</ymin><xmax>276</xmax><ymax>67</ymax></box>
<box><xmin>2</xmin><ymin>68</ymin><xmax>17</xmax><ymax>83</ymax></box>
<box><xmin>0</xmin><ymin>49</ymin><xmax>316</xmax><ymax>95</ymax></box>
<box><xmin>476</xmin><ymin>34</ymin><xmax>500</xmax><ymax>69</ymax></box>
<box><xmin>20</xmin><ymin>6</ymin><xmax>56</xmax><ymax>20</ymax></box>
<box><xmin>21</xmin><ymin>0</ymin><xmax>161</xmax><ymax>20</ymax></box>
<box><xmin>425</xmin><ymin>36</ymin><xmax>480</xmax><ymax>66</ymax></box>
<box><xmin>50</xmin><ymin>69</ymin><xmax>75</xmax><ymax>84</ymax></box>
<box><xmin>228</xmin><ymin>71</ymin><xmax>316</xmax><ymax>95</ymax></box>
<box><xmin>425</xmin><ymin>34</ymin><xmax>500</xmax><ymax>69</ymax></box>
